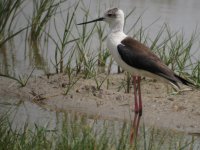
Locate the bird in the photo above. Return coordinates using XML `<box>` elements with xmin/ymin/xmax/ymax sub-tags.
<box><xmin>77</xmin><ymin>8</ymin><xmax>194</xmax><ymax>142</ymax></box>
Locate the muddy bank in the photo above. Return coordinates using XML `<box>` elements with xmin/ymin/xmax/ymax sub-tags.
<box><xmin>0</xmin><ymin>74</ymin><xmax>200</xmax><ymax>133</ymax></box>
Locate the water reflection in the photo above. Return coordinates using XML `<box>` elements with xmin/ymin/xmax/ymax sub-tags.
<box><xmin>0</xmin><ymin>42</ymin><xmax>17</xmax><ymax>76</ymax></box>
<box><xmin>0</xmin><ymin>98</ymin><xmax>200</xmax><ymax>149</ymax></box>
<box><xmin>0</xmin><ymin>44</ymin><xmax>9</xmax><ymax>75</ymax></box>
<box><xmin>29</xmin><ymin>40</ymin><xmax>46</xmax><ymax>70</ymax></box>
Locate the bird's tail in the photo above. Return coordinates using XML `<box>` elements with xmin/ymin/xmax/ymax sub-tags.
<box><xmin>174</xmin><ymin>74</ymin><xmax>195</xmax><ymax>87</ymax></box>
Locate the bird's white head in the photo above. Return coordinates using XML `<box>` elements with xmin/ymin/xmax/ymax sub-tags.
<box><xmin>77</xmin><ymin>8</ymin><xmax>125</xmax><ymax>32</ymax></box>
<box><xmin>103</xmin><ymin>8</ymin><xmax>124</xmax><ymax>32</ymax></box>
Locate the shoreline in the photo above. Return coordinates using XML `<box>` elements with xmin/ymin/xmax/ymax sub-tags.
<box><xmin>0</xmin><ymin>73</ymin><xmax>200</xmax><ymax>134</ymax></box>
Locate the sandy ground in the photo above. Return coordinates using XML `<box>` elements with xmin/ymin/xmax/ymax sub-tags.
<box><xmin>0</xmin><ymin>73</ymin><xmax>200</xmax><ymax>134</ymax></box>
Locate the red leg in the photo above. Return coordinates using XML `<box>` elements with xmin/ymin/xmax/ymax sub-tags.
<box><xmin>130</xmin><ymin>113</ymin><xmax>138</xmax><ymax>144</ymax></box>
<box><xmin>138</xmin><ymin>76</ymin><xmax>142</xmax><ymax>116</ymax></box>
<box><xmin>130</xmin><ymin>76</ymin><xmax>139</xmax><ymax>143</ymax></box>
<box><xmin>133</xmin><ymin>76</ymin><xmax>139</xmax><ymax>113</ymax></box>
<box><xmin>130</xmin><ymin>76</ymin><xmax>142</xmax><ymax>144</ymax></box>
<box><xmin>135</xmin><ymin>76</ymin><xmax>142</xmax><ymax>137</ymax></box>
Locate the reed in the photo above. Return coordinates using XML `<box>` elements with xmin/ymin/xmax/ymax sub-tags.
<box><xmin>74</xmin><ymin>7</ymin><xmax>97</xmax><ymax>78</ymax></box>
<box><xmin>0</xmin><ymin>0</ymin><xmax>199</xmax><ymax>91</ymax></box>
<box><xmin>0</xmin><ymin>111</ymin><xmax>197</xmax><ymax>150</ymax></box>
<box><xmin>0</xmin><ymin>0</ymin><xmax>27</xmax><ymax>47</ymax></box>
<box><xmin>0</xmin><ymin>1</ymin><xmax>200</xmax><ymax>149</ymax></box>
<box><xmin>0</xmin><ymin>67</ymin><xmax>35</xmax><ymax>87</ymax></box>
<box><xmin>29</xmin><ymin>0</ymin><xmax>61</xmax><ymax>42</ymax></box>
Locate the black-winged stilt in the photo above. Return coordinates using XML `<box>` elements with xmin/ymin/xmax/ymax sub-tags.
<box><xmin>77</xmin><ymin>8</ymin><xmax>194</xmax><ymax>142</ymax></box>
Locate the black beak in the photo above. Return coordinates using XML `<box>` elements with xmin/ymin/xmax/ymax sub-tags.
<box><xmin>77</xmin><ymin>17</ymin><xmax>104</xmax><ymax>25</ymax></box>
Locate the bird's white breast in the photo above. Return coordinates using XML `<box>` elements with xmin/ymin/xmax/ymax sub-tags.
<box><xmin>107</xmin><ymin>32</ymin><xmax>140</xmax><ymax>75</ymax></box>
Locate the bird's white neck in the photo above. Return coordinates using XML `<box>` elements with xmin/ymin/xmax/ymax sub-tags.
<box><xmin>106</xmin><ymin>14</ymin><xmax>127</xmax><ymax>49</ymax></box>
<box><xmin>109</xmin><ymin>19</ymin><xmax>124</xmax><ymax>33</ymax></box>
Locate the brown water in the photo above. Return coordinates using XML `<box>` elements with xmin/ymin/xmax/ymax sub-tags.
<box><xmin>0</xmin><ymin>0</ymin><xmax>199</xmax><ymax>76</ymax></box>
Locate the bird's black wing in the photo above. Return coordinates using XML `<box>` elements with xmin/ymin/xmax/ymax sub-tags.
<box><xmin>117</xmin><ymin>37</ymin><xmax>180</xmax><ymax>87</ymax></box>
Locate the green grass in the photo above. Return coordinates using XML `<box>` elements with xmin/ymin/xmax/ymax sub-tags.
<box><xmin>29</xmin><ymin>0</ymin><xmax>61</xmax><ymax>42</ymax></box>
<box><xmin>0</xmin><ymin>0</ymin><xmax>28</xmax><ymax>47</ymax></box>
<box><xmin>0</xmin><ymin>1</ymin><xmax>199</xmax><ymax>150</ymax></box>
<box><xmin>0</xmin><ymin>1</ymin><xmax>200</xmax><ymax>148</ymax></box>
<box><xmin>0</xmin><ymin>112</ymin><xmax>198</xmax><ymax>150</ymax></box>
<box><xmin>0</xmin><ymin>67</ymin><xmax>35</xmax><ymax>87</ymax></box>
<box><xmin>47</xmin><ymin>1</ymin><xmax>80</xmax><ymax>73</ymax></box>
<box><xmin>0</xmin><ymin>0</ymin><xmax>199</xmax><ymax>90</ymax></box>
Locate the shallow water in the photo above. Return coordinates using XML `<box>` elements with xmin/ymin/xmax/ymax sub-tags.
<box><xmin>0</xmin><ymin>0</ymin><xmax>199</xmax><ymax>76</ymax></box>
<box><xmin>0</xmin><ymin>97</ymin><xmax>200</xmax><ymax>149</ymax></box>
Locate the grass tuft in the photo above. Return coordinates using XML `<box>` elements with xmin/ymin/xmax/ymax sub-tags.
<box><xmin>0</xmin><ymin>112</ymin><xmax>198</xmax><ymax>150</ymax></box>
